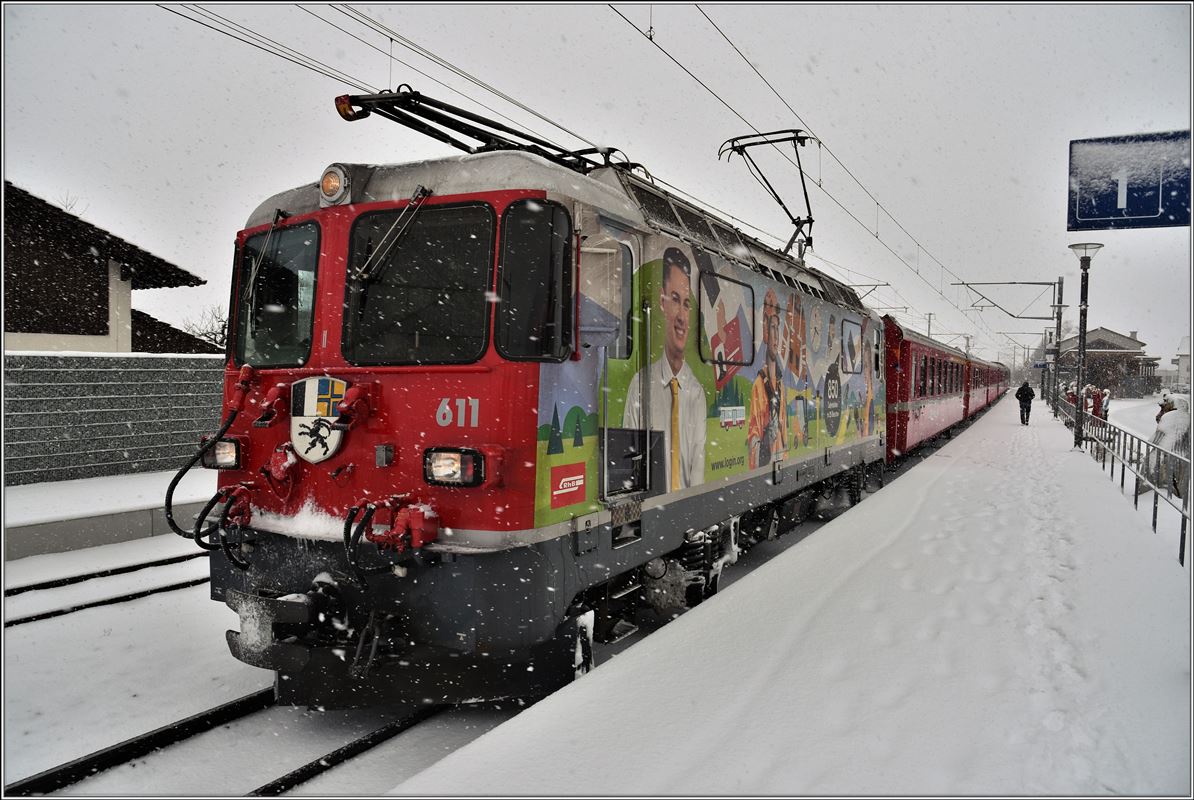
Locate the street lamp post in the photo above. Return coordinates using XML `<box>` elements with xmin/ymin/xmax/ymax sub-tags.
<box><xmin>1042</xmin><ymin>328</ymin><xmax>1050</xmax><ymax>399</ymax></box>
<box><xmin>1051</xmin><ymin>277</ymin><xmax>1065</xmax><ymax>417</ymax></box>
<box><xmin>1069</xmin><ymin>243</ymin><xmax>1103</xmax><ymax>448</ymax></box>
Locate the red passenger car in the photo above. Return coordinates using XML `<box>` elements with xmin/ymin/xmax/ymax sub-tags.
<box><xmin>966</xmin><ymin>357</ymin><xmax>1010</xmax><ymax>414</ymax></box>
<box><xmin>883</xmin><ymin>316</ymin><xmax>969</xmax><ymax>459</ymax></box>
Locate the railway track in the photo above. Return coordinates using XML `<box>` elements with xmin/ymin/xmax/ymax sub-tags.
<box><xmin>3</xmin><ymin>689</ymin><xmax>276</xmax><ymax>796</ymax></box>
<box><xmin>4</xmin><ymin>551</ymin><xmax>214</xmax><ymax>628</ymax></box>
<box><xmin>3</xmin><ymin>687</ymin><xmax>448</xmax><ymax>797</ymax></box>
<box><xmin>4</xmin><ymin>551</ymin><xmax>209</xmax><ymax>597</ymax></box>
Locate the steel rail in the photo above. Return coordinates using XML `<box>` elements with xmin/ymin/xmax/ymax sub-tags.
<box><xmin>4</xmin><ymin>577</ymin><xmax>211</xmax><ymax>628</ymax></box>
<box><xmin>3</xmin><ymin>688</ymin><xmax>276</xmax><ymax>796</ymax></box>
<box><xmin>5</xmin><ymin>551</ymin><xmax>209</xmax><ymax>597</ymax></box>
<box><xmin>249</xmin><ymin>704</ymin><xmax>449</xmax><ymax>796</ymax></box>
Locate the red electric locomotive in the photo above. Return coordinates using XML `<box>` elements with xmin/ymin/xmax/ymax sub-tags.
<box><xmin>165</xmin><ymin>87</ymin><xmax>1001</xmax><ymax>708</ymax></box>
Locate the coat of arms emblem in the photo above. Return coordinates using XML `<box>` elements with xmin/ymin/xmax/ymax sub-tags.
<box><xmin>290</xmin><ymin>376</ymin><xmax>348</xmax><ymax>463</ymax></box>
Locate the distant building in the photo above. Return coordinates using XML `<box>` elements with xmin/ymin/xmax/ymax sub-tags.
<box><xmin>3</xmin><ymin>181</ymin><xmax>220</xmax><ymax>354</ymax></box>
<box><xmin>1056</xmin><ymin>327</ymin><xmax>1159</xmax><ymax>397</ymax></box>
<box><xmin>1172</xmin><ymin>336</ymin><xmax>1190</xmax><ymax>389</ymax></box>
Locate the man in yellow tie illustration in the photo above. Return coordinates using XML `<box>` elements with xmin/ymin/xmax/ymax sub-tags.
<box><xmin>623</xmin><ymin>247</ymin><xmax>706</xmax><ymax>491</ymax></box>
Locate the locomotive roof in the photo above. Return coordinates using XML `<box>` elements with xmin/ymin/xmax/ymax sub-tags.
<box><xmin>244</xmin><ymin>150</ymin><xmax>644</xmax><ymax>230</ymax></box>
<box><xmin>244</xmin><ymin>150</ymin><xmax>866</xmax><ymax>313</ymax></box>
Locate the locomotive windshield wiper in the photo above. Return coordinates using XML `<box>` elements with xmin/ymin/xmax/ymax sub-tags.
<box><xmin>245</xmin><ymin>208</ymin><xmax>289</xmax><ymax>334</ymax></box>
<box><xmin>352</xmin><ymin>185</ymin><xmax>432</xmax><ymax>283</ymax></box>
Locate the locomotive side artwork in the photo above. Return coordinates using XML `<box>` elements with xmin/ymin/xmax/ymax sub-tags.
<box><xmin>166</xmin><ymin>87</ymin><xmax>1007</xmax><ymax>707</ymax></box>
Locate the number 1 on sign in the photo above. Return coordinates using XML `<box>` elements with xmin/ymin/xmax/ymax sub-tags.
<box><xmin>1114</xmin><ymin>166</ymin><xmax>1128</xmax><ymax>209</ymax></box>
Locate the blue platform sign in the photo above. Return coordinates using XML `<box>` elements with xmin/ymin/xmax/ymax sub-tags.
<box><xmin>1068</xmin><ymin>130</ymin><xmax>1190</xmax><ymax>231</ymax></box>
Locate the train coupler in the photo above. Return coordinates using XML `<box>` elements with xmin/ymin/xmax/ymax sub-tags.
<box><xmin>224</xmin><ymin>588</ymin><xmax>312</xmax><ymax>673</ymax></box>
<box><xmin>365</xmin><ymin>502</ymin><xmax>439</xmax><ymax>553</ymax></box>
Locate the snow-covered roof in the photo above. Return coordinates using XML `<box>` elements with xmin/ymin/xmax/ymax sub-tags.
<box><xmin>244</xmin><ymin>151</ymin><xmax>644</xmax><ymax>229</ymax></box>
<box><xmin>5</xmin><ymin>181</ymin><xmax>204</xmax><ymax>290</ymax></box>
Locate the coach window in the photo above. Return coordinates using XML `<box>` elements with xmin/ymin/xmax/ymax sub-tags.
<box><xmin>919</xmin><ymin>354</ymin><xmax>928</xmax><ymax>397</ymax></box>
<box><xmin>579</xmin><ymin>230</ymin><xmax>633</xmax><ymax>359</ymax></box>
<box><xmin>497</xmin><ymin>199</ymin><xmax>574</xmax><ymax>361</ymax></box>
<box><xmin>236</xmin><ymin>221</ymin><xmax>319</xmax><ymax>368</ymax></box>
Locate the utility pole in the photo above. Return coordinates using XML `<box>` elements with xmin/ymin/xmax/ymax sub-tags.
<box><xmin>925</xmin><ymin>312</ymin><xmax>934</xmax><ymax>339</ymax></box>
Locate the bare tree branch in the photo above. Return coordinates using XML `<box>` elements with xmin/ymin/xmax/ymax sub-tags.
<box><xmin>182</xmin><ymin>304</ymin><xmax>228</xmax><ymax>350</ymax></box>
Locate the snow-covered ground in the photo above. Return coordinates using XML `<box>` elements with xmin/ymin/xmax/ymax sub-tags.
<box><xmin>395</xmin><ymin>395</ymin><xmax>1192</xmax><ymax>796</ymax></box>
<box><xmin>3</xmin><ymin>394</ymin><xmax>1189</xmax><ymax>795</ymax></box>
<box><xmin>4</xmin><ymin>468</ymin><xmax>216</xmax><ymax>530</ymax></box>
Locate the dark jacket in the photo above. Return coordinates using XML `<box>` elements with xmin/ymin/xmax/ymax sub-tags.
<box><xmin>1015</xmin><ymin>383</ymin><xmax>1035</xmax><ymax>404</ymax></box>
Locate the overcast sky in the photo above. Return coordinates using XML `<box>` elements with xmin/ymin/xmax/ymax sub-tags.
<box><xmin>4</xmin><ymin>4</ymin><xmax>1191</xmax><ymax>364</ymax></box>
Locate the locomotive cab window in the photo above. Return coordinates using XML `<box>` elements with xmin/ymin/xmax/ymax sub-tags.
<box><xmin>497</xmin><ymin>199</ymin><xmax>574</xmax><ymax>361</ymax></box>
<box><xmin>235</xmin><ymin>221</ymin><xmax>319</xmax><ymax>367</ymax></box>
<box><xmin>343</xmin><ymin>203</ymin><xmax>494</xmax><ymax>365</ymax></box>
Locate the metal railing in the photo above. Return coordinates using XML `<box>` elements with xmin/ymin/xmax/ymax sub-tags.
<box><xmin>1057</xmin><ymin>398</ymin><xmax>1191</xmax><ymax>564</ymax></box>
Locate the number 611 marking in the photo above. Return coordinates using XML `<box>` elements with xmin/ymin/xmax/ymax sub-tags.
<box><xmin>436</xmin><ymin>397</ymin><xmax>480</xmax><ymax>428</ymax></box>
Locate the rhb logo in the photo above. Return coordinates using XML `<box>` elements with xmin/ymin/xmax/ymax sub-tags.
<box><xmin>550</xmin><ymin>463</ymin><xmax>586</xmax><ymax>509</ymax></box>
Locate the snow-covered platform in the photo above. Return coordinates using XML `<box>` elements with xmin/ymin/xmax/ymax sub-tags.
<box><xmin>392</xmin><ymin>395</ymin><xmax>1191</xmax><ymax>796</ymax></box>
<box><xmin>3</xmin><ymin>469</ymin><xmax>217</xmax><ymax>561</ymax></box>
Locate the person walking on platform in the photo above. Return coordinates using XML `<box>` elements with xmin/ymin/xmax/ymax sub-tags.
<box><xmin>1015</xmin><ymin>380</ymin><xmax>1035</xmax><ymax>425</ymax></box>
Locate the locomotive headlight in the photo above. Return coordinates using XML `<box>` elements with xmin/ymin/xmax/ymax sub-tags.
<box><xmin>319</xmin><ymin>164</ymin><xmax>350</xmax><ymax>206</ymax></box>
<box><xmin>202</xmin><ymin>438</ymin><xmax>242</xmax><ymax>470</ymax></box>
<box><xmin>424</xmin><ymin>448</ymin><xmax>484</xmax><ymax>487</ymax></box>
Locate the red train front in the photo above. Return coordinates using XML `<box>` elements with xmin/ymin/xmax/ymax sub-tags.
<box><xmin>201</xmin><ymin>157</ymin><xmax>598</xmax><ymax>706</ymax></box>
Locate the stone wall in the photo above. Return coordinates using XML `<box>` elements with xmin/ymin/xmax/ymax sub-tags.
<box><xmin>4</xmin><ymin>353</ymin><xmax>225</xmax><ymax>485</ymax></box>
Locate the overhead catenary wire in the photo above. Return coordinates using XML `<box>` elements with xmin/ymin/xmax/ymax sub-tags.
<box><xmin>698</xmin><ymin>7</ymin><xmax>1003</xmax><ymax>350</ymax></box>
<box><xmin>318</xmin><ymin>4</ymin><xmax>869</xmax><ymax>296</ymax></box>
<box><xmin>333</xmin><ymin>4</ymin><xmax>598</xmax><ymax>152</ymax></box>
<box><xmin>298</xmin><ymin>5</ymin><xmax>558</xmax><ymax>142</ymax></box>
<box><xmin>166</xmin><ymin>2</ymin><xmax>1002</xmax><ymax>355</ymax></box>
<box><xmin>609</xmin><ymin>4</ymin><xmax>1002</xmax><ymax>353</ymax></box>
<box><xmin>158</xmin><ymin>5</ymin><xmax>377</xmax><ymax>93</ymax></box>
<box><xmin>695</xmin><ymin>6</ymin><xmax>1011</xmax><ymax>352</ymax></box>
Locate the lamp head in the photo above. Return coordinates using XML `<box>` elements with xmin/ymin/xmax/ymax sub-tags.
<box><xmin>1068</xmin><ymin>242</ymin><xmax>1103</xmax><ymax>261</ymax></box>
